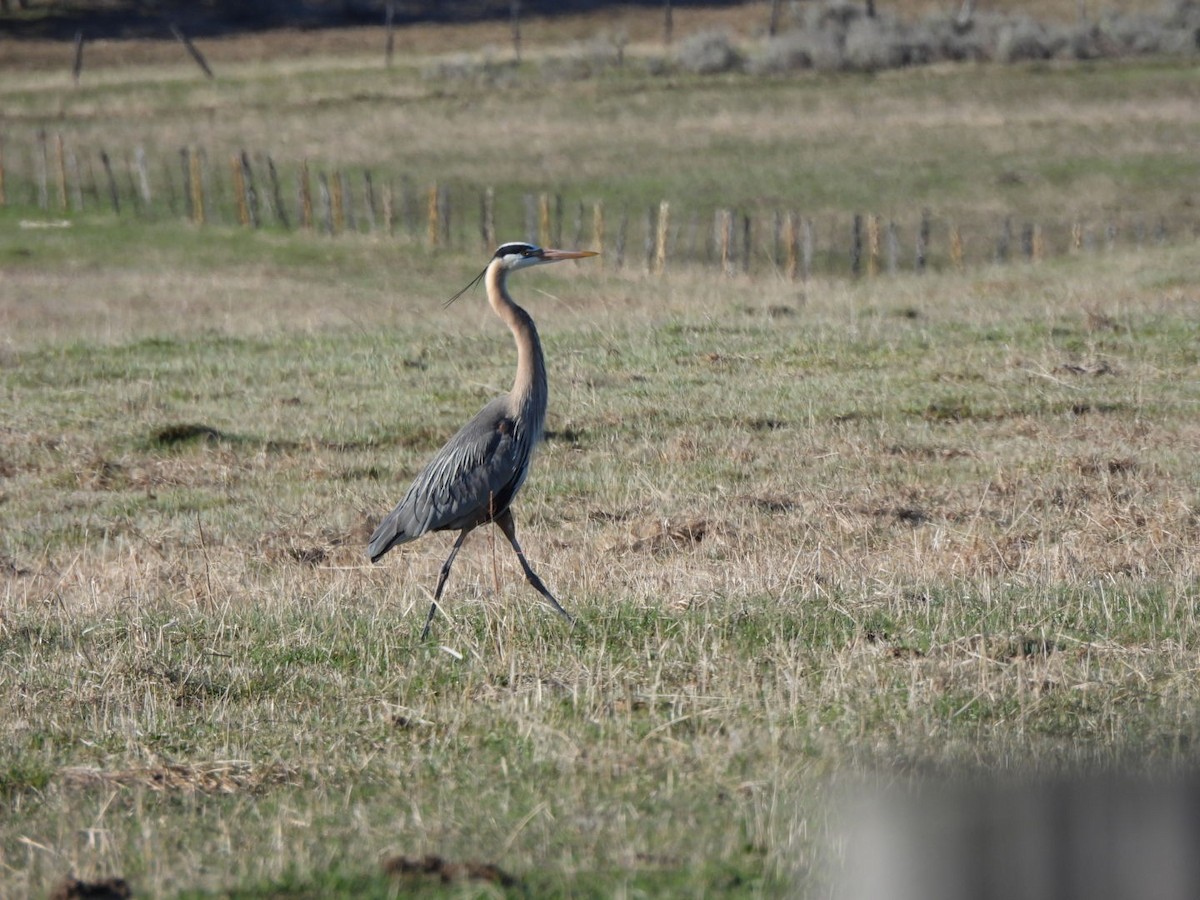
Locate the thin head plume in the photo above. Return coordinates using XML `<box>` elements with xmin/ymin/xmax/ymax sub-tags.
<box><xmin>444</xmin><ymin>264</ymin><xmax>488</xmax><ymax>309</ymax></box>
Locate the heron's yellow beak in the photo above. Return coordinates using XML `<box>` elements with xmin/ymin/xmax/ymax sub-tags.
<box><xmin>540</xmin><ymin>249</ymin><xmax>600</xmax><ymax>261</ymax></box>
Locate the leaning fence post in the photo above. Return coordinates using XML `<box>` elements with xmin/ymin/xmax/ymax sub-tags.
<box><xmin>72</xmin><ymin>30</ymin><xmax>84</xmax><ymax>85</ymax></box>
<box><xmin>170</xmin><ymin>23</ymin><xmax>215</xmax><ymax>79</ymax></box>
<box><xmin>0</xmin><ymin>136</ymin><xmax>6</xmax><ymax>207</ymax></box>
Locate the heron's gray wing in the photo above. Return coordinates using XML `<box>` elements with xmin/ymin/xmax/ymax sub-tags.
<box><xmin>367</xmin><ymin>397</ymin><xmax>533</xmax><ymax>562</ymax></box>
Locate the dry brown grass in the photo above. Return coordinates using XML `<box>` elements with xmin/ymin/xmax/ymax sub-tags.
<box><xmin>0</xmin><ymin>13</ymin><xmax>1198</xmax><ymax>893</ymax></box>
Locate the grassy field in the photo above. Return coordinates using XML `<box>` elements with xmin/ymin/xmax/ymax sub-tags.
<box><xmin>2</xmin><ymin>11</ymin><xmax>1200</xmax><ymax>898</ymax></box>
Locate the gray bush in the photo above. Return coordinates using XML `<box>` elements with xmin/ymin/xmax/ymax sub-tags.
<box><xmin>671</xmin><ymin>2</ymin><xmax>1196</xmax><ymax>82</ymax></box>
<box><xmin>676</xmin><ymin>30</ymin><xmax>744</xmax><ymax>75</ymax></box>
<box><xmin>750</xmin><ymin>28</ymin><xmax>842</xmax><ymax>73</ymax></box>
<box><xmin>843</xmin><ymin>16</ymin><xmax>911</xmax><ymax>70</ymax></box>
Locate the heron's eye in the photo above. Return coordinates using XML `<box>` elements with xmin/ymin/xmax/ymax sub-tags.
<box><xmin>523</xmin><ymin>248</ymin><xmax>539</xmax><ymax>257</ymax></box>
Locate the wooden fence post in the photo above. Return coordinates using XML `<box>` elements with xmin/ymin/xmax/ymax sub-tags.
<box><xmin>867</xmin><ymin>213</ymin><xmax>880</xmax><ymax>277</ymax></box>
<box><xmin>36</xmin><ymin>131</ymin><xmax>48</xmax><ymax>210</ymax></box>
<box><xmin>134</xmin><ymin>146</ymin><xmax>152</xmax><ymax>212</ymax></box>
<box><xmin>802</xmin><ymin>217</ymin><xmax>813</xmax><ymax>281</ymax></box>
<box><xmin>231</xmin><ymin>155</ymin><xmax>249</xmax><ymax>226</ymax></box>
<box><xmin>0</xmin><ymin>137</ymin><xmax>6</xmax><ymax>207</ymax></box>
<box><xmin>382</xmin><ymin>179</ymin><xmax>394</xmax><ymax>236</ymax></box>
<box><xmin>539</xmin><ymin>192</ymin><xmax>551</xmax><ymax>247</ymax></box>
<box><xmin>717</xmin><ymin>209</ymin><xmax>733</xmax><ymax>275</ymax></box>
<box><xmin>99</xmin><ymin>150</ymin><xmax>120</xmax><ymax>213</ymax></box>
<box><xmin>189</xmin><ymin>147</ymin><xmax>205</xmax><ymax>225</ymax></box>
<box><xmin>510</xmin><ymin>0</ymin><xmax>522</xmax><ymax>63</ymax></box>
<box><xmin>783</xmin><ymin>211</ymin><xmax>798</xmax><ymax>281</ymax></box>
<box><xmin>384</xmin><ymin>0</ymin><xmax>396</xmax><ymax>68</ymax></box>
<box><xmin>170</xmin><ymin>23</ymin><xmax>215</xmax><ymax>79</ymax></box>
<box><xmin>741</xmin><ymin>213</ymin><xmax>752</xmax><ymax>274</ymax></box>
<box><xmin>614</xmin><ymin>207</ymin><xmax>628</xmax><ymax>268</ymax></box>
<box><xmin>72</xmin><ymin>30</ymin><xmax>84</xmax><ymax>85</ymax></box>
<box><xmin>592</xmin><ymin>199</ymin><xmax>605</xmax><ymax>261</ymax></box>
<box><xmin>438</xmin><ymin>183</ymin><xmax>450</xmax><ymax>246</ymax></box>
<box><xmin>363</xmin><ymin>171</ymin><xmax>378</xmax><ymax>232</ymax></box>
<box><xmin>950</xmin><ymin>224</ymin><xmax>963</xmax><ymax>269</ymax></box>
<box><xmin>268</xmin><ymin>156</ymin><xmax>289</xmax><ymax>229</ymax></box>
<box><xmin>317</xmin><ymin>172</ymin><xmax>333</xmax><ymax>234</ymax></box>
<box><xmin>642</xmin><ymin>206</ymin><xmax>655</xmax><ymax>272</ymax></box>
<box><xmin>427</xmin><ymin>183</ymin><xmax>439</xmax><ymax>247</ymax></box>
<box><xmin>299</xmin><ymin>159</ymin><xmax>313</xmax><ymax>230</ymax></box>
<box><xmin>996</xmin><ymin>217</ymin><xmax>1012</xmax><ymax>263</ymax></box>
<box><xmin>851</xmin><ymin>213</ymin><xmax>863</xmax><ymax>277</ymax></box>
<box><xmin>331</xmin><ymin>172</ymin><xmax>345</xmax><ymax>233</ymax></box>
<box><xmin>916</xmin><ymin>208</ymin><xmax>930</xmax><ymax>273</ymax></box>
<box><xmin>571</xmin><ymin>198</ymin><xmax>584</xmax><ymax>248</ymax></box>
<box><xmin>55</xmin><ymin>133</ymin><xmax>68</xmax><ymax>211</ymax></box>
<box><xmin>480</xmin><ymin>186</ymin><xmax>495</xmax><ymax>249</ymax></box>
<box><xmin>243</xmin><ymin>152</ymin><xmax>259</xmax><ymax>228</ymax></box>
<box><xmin>654</xmin><ymin>200</ymin><xmax>670</xmax><ymax>274</ymax></box>
<box><xmin>68</xmin><ymin>149</ymin><xmax>82</xmax><ymax>211</ymax></box>
<box><xmin>1032</xmin><ymin>224</ymin><xmax>1044</xmax><ymax>262</ymax></box>
<box><xmin>339</xmin><ymin>171</ymin><xmax>354</xmax><ymax>232</ymax></box>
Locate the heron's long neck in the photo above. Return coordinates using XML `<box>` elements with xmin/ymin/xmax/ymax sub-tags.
<box><xmin>486</xmin><ymin>263</ymin><xmax>548</xmax><ymax>434</ymax></box>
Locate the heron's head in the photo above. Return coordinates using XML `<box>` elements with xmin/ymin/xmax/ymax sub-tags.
<box><xmin>492</xmin><ymin>242</ymin><xmax>599</xmax><ymax>271</ymax></box>
<box><xmin>445</xmin><ymin>242</ymin><xmax>599</xmax><ymax>307</ymax></box>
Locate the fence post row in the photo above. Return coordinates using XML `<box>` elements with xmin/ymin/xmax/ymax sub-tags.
<box><xmin>4</xmin><ymin>136</ymin><xmax>1192</xmax><ymax>277</ymax></box>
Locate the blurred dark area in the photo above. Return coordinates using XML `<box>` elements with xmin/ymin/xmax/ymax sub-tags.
<box><xmin>0</xmin><ymin>0</ymin><xmax>747</xmax><ymax>40</ymax></box>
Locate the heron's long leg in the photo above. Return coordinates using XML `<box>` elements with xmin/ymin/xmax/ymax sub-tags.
<box><xmin>494</xmin><ymin>508</ymin><xmax>575</xmax><ymax>627</ymax></box>
<box><xmin>422</xmin><ymin>528</ymin><xmax>470</xmax><ymax>639</ymax></box>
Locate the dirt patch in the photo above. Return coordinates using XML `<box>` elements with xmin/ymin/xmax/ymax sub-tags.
<box><xmin>382</xmin><ymin>854</ymin><xmax>517</xmax><ymax>887</ymax></box>
<box><xmin>49</xmin><ymin>876</ymin><xmax>132</xmax><ymax>900</ymax></box>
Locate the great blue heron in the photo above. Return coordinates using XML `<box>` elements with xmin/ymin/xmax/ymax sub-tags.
<box><xmin>368</xmin><ymin>241</ymin><xmax>598</xmax><ymax>638</ymax></box>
